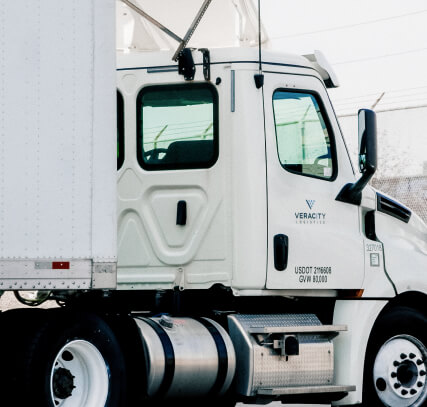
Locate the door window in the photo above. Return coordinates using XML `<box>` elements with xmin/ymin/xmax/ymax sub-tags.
<box><xmin>272</xmin><ymin>90</ymin><xmax>336</xmax><ymax>180</ymax></box>
<box><xmin>137</xmin><ymin>83</ymin><xmax>218</xmax><ymax>171</ymax></box>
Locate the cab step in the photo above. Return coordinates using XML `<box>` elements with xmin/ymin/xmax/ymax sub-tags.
<box><xmin>258</xmin><ymin>384</ymin><xmax>356</xmax><ymax>396</ymax></box>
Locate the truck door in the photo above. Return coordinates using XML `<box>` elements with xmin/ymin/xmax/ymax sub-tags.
<box><xmin>117</xmin><ymin>72</ymin><xmax>231</xmax><ymax>289</ymax></box>
<box><xmin>263</xmin><ymin>72</ymin><xmax>365</xmax><ymax>290</ymax></box>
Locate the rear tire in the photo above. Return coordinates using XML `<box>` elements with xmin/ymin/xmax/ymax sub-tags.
<box><xmin>362</xmin><ymin>306</ymin><xmax>427</xmax><ymax>407</ymax></box>
<box><xmin>1</xmin><ymin>309</ymin><xmax>126</xmax><ymax>407</ymax></box>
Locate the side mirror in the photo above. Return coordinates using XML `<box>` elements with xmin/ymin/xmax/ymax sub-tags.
<box><xmin>358</xmin><ymin>109</ymin><xmax>377</xmax><ymax>175</ymax></box>
<box><xmin>336</xmin><ymin>109</ymin><xmax>377</xmax><ymax>205</ymax></box>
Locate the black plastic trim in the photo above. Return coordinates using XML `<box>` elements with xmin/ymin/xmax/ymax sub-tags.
<box><xmin>274</xmin><ymin>234</ymin><xmax>289</xmax><ymax>271</ymax></box>
<box><xmin>377</xmin><ymin>193</ymin><xmax>411</xmax><ymax>223</ymax></box>
<box><xmin>365</xmin><ymin>210</ymin><xmax>377</xmax><ymax>241</ymax></box>
<box><xmin>176</xmin><ymin>200</ymin><xmax>187</xmax><ymax>226</ymax></box>
<box><xmin>117</xmin><ymin>91</ymin><xmax>125</xmax><ymax>170</ymax></box>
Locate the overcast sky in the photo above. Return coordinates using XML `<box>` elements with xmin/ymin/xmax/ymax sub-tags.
<box><xmin>121</xmin><ymin>0</ymin><xmax>427</xmax><ymax>176</ymax></box>
<box><xmin>125</xmin><ymin>0</ymin><xmax>427</xmax><ymax>115</ymax></box>
<box><xmin>262</xmin><ymin>0</ymin><xmax>427</xmax><ymax>115</ymax></box>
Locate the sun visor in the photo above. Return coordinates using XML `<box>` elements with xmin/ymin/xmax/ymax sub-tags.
<box><xmin>303</xmin><ymin>50</ymin><xmax>339</xmax><ymax>89</ymax></box>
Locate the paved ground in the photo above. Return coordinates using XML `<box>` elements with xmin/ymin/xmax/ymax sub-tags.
<box><xmin>0</xmin><ymin>290</ymin><xmax>58</xmax><ymax>309</ymax></box>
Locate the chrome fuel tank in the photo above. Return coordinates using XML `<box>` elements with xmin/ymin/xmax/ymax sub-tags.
<box><xmin>133</xmin><ymin>315</ymin><xmax>236</xmax><ymax>399</ymax></box>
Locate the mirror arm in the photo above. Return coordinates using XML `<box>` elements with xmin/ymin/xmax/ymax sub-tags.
<box><xmin>335</xmin><ymin>166</ymin><xmax>375</xmax><ymax>206</ymax></box>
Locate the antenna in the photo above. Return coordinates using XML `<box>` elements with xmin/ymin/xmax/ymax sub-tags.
<box><xmin>258</xmin><ymin>0</ymin><xmax>262</xmax><ymax>72</ymax></box>
<box><xmin>254</xmin><ymin>0</ymin><xmax>264</xmax><ymax>88</ymax></box>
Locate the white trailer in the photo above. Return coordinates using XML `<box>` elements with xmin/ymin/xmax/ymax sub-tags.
<box><xmin>0</xmin><ymin>1</ymin><xmax>426</xmax><ymax>407</ymax></box>
<box><xmin>0</xmin><ymin>0</ymin><xmax>117</xmax><ymax>291</ymax></box>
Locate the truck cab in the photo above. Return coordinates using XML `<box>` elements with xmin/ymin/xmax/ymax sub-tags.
<box><xmin>112</xmin><ymin>47</ymin><xmax>427</xmax><ymax>406</ymax></box>
<box><xmin>116</xmin><ymin>47</ymin><xmax>391</xmax><ymax>296</ymax></box>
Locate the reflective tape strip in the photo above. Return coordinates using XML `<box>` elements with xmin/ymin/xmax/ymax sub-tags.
<box><xmin>35</xmin><ymin>261</ymin><xmax>70</xmax><ymax>270</ymax></box>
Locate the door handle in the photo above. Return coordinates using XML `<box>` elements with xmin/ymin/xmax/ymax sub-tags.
<box><xmin>176</xmin><ymin>200</ymin><xmax>187</xmax><ymax>226</ymax></box>
<box><xmin>274</xmin><ymin>234</ymin><xmax>289</xmax><ymax>271</ymax></box>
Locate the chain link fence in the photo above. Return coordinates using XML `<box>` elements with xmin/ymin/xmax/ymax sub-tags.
<box><xmin>338</xmin><ymin>105</ymin><xmax>427</xmax><ymax>223</ymax></box>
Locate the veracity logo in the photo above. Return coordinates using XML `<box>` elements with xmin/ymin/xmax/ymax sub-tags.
<box><xmin>295</xmin><ymin>199</ymin><xmax>326</xmax><ymax>224</ymax></box>
<box><xmin>306</xmin><ymin>199</ymin><xmax>315</xmax><ymax>210</ymax></box>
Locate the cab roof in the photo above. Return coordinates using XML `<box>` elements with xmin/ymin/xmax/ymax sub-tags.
<box><xmin>116</xmin><ymin>47</ymin><xmax>339</xmax><ymax>88</ymax></box>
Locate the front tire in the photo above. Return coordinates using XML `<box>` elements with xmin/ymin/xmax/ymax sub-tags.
<box><xmin>362</xmin><ymin>306</ymin><xmax>427</xmax><ymax>407</ymax></box>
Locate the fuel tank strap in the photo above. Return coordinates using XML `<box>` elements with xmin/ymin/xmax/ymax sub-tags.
<box><xmin>139</xmin><ymin>317</ymin><xmax>175</xmax><ymax>397</ymax></box>
<box><xmin>196</xmin><ymin>317</ymin><xmax>229</xmax><ymax>396</ymax></box>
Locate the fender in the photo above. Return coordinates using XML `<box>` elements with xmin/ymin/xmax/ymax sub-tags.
<box><xmin>374</xmin><ymin>195</ymin><xmax>427</xmax><ymax>295</ymax></box>
<box><xmin>332</xmin><ymin>299</ymin><xmax>387</xmax><ymax>406</ymax></box>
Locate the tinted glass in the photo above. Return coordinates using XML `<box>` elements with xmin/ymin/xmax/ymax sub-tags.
<box><xmin>273</xmin><ymin>91</ymin><xmax>335</xmax><ymax>180</ymax></box>
<box><xmin>137</xmin><ymin>84</ymin><xmax>218</xmax><ymax>170</ymax></box>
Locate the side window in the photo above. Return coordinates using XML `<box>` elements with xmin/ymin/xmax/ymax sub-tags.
<box><xmin>117</xmin><ymin>91</ymin><xmax>124</xmax><ymax>170</ymax></box>
<box><xmin>272</xmin><ymin>90</ymin><xmax>336</xmax><ymax>180</ymax></box>
<box><xmin>137</xmin><ymin>83</ymin><xmax>218</xmax><ymax>171</ymax></box>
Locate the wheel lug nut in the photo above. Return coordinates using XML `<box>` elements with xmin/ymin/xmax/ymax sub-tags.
<box><xmin>393</xmin><ymin>360</ymin><xmax>400</xmax><ymax>367</ymax></box>
<box><xmin>420</xmin><ymin>370</ymin><xmax>426</xmax><ymax>376</ymax></box>
<box><xmin>410</xmin><ymin>389</ymin><xmax>417</xmax><ymax>395</ymax></box>
<box><xmin>400</xmin><ymin>353</ymin><xmax>407</xmax><ymax>359</ymax></box>
<box><xmin>394</xmin><ymin>383</ymin><xmax>401</xmax><ymax>389</ymax></box>
<box><xmin>401</xmin><ymin>389</ymin><xmax>408</xmax><ymax>395</ymax></box>
<box><xmin>417</xmin><ymin>381</ymin><xmax>423</xmax><ymax>387</ymax></box>
<box><xmin>391</xmin><ymin>372</ymin><xmax>397</xmax><ymax>378</ymax></box>
<box><xmin>409</xmin><ymin>353</ymin><xmax>416</xmax><ymax>359</ymax></box>
<box><xmin>417</xmin><ymin>359</ymin><xmax>423</xmax><ymax>366</ymax></box>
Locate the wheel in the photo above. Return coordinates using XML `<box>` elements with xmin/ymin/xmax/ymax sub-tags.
<box><xmin>1</xmin><ymin>309</ymin><xmax>126</xmax><ymax>407</ymax></box>
<box><xmin>362</xmin><ymin>306</ymin><xmax>427</xmax><ymax>407</ymax></box>
<box><xmin>50</xmin><ymin>339</ymin><xmax>111</xmax><ymax>406</ymax></box>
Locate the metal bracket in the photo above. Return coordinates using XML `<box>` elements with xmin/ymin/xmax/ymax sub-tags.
<box><xmin>178</xmin><ymin>49</ymin><xmax>196</xmax><ymax>81</ymax></box>
<box><xmin>248</xmin><ymin>324</ymin><xmax>347</xmax><ymax>335</ymax></box>
<box><xmin>199</xmin><ymin>48</ymin><xmax>210</xmax><ymax>81</ymax></box>
<box><xmin>273</xmin><ymin>334</ymin><xmax>299</xmax><ymax>357</ymax></box>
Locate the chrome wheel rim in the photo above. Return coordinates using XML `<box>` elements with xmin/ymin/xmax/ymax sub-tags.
<box><xmin>50</xmin><ymin>340</ymin><xmax>109</xmax><ymax>407</ymax></box>
<box><xmin>373</xmin><ymin>334</ymin><xmax>427</xmax><ymax>407</ymax></box>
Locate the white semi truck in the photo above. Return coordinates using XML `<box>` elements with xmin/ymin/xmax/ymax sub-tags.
<box><xmin>0</xmin><ymin>1</ymin><xmax>426</xmax><ymax>407</ymax></box>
